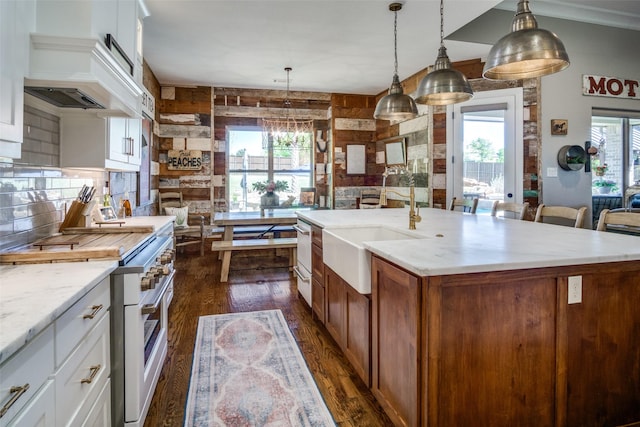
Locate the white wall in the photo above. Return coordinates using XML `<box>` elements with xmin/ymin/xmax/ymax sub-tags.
<box><xmin>537</xmin><ymin>18</ymin><xmax>640</xmax><ymax>227</ymax></box>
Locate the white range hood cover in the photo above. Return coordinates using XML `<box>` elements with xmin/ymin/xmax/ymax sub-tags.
<box><xmin>26</xmin><ymin>34</ymin><xmax>142</xmax><ymax>118</ymax></box>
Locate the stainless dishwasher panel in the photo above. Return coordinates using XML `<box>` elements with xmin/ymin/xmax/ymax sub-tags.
<box><xmin>294</xmin><ymin>219</ymin><xmax>313</xmax><ymax>306</ymax></box>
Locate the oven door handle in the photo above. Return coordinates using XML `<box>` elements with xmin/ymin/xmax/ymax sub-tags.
<box><xmin>141</xmin><ymin>270</ymin><xmax>175</xmax><ymax>315</ymax></box>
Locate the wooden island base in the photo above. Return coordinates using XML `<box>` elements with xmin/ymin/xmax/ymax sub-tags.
<box><xmin>371</xmin><ymin>255</ymin><xmax>640</xmax><ymax>427</ymax></box>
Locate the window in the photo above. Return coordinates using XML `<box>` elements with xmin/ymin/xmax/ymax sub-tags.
<box><xmin>591</xmin><ymin>111</ymin><xmax>640</xmax><ymax>208</ymax></box>
<box><xmin>227</xmin><ymin>127</ymin><xmax>313</xmax><ymax>211</ymax></box>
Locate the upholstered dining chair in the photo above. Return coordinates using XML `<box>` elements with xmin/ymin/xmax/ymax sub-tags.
<box><xmin>596</xmin><ymin>209</ymin><xmax>640</xmax><ymax>234</ymax></box>
<box><xmin>449</xmin><ymin>197</ymin><xmax>479</xmax><ymax>214</ymax></box>
<box><xmin>158</xmin><ymin>191</ymin><xmax>206</xmax><ymax>256</ymax></box>
<box><xmin>492</xmin><ymin>201</ymin><xmax>530</xmax><ymax>220</ymax></box>
<box><xmin>534</xmin><ymin>204</ymin><xmax>587</xmax><ymax>228</ymax></box>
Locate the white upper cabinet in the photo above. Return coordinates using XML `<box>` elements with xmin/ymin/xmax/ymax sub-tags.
<box><xmin>108</xmin><ymin>117</ymin><xmax>141</xmax><ymax>167</ymax></box>
<box><xmin>0</xmin><ymin>0</ymin><xmax>35</xmax><ymax>158</ymax></box>
<box><xmin>34</xmin><ymin>0</ymin><xmax>147</xmax><ymax>77</ymax></box>
<box><xmin>61</xmin><ymin>114</ymin><xmax>142</xmax><ymax>171</ymax></box>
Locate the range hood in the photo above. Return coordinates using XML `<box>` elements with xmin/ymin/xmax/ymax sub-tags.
<box><xmin>26</xmin><ymin>34</ymin><xmax>142</xmax><ymax>117</ymax></box>
<box><xmin>24</xmin><ymin>87</ymin><xmax>105</xmax><ymax>109</ymax></box>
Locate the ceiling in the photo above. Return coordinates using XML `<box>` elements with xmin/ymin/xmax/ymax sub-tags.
<box><xmin>142</xmin><ymin>0</ymin><xmax>640</xmax><ymax>96</ymax></box>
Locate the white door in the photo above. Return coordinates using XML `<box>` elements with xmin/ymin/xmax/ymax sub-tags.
<box><xmin>447</xmin><ymin>88</ymin><xmax>524</xmax><ymax>213</ymax></box>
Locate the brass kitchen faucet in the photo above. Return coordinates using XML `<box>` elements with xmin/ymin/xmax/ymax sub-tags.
<box><xmin>380</xmin><ymin>165</ymin><xmax>421</xmax><ymax>230</ymax></box>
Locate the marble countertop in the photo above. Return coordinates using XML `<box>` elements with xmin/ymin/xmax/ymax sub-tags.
<box><xmin>0</xmin><ymin>260</ymin><xmax>118</xmax><ymax>365</ymax></box>
<box><xmin>297</xmin><ymin>208</ymin><xmax>640</xmax><ymax>277</ymax></box>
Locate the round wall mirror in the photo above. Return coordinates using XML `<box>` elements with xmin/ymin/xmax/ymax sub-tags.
<box><xmin>557</xmin><ymin>145</ymin><xmax>586</xmax><ymax>171</ymax></box>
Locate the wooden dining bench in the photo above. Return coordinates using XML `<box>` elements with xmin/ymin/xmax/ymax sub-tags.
<box><xmin>211</xmin><ymin>237</ymin><xmax>297</xmax><ymax>282</ymax></box>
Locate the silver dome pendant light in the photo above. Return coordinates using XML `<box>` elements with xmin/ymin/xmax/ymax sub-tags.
<box><xmin>415</xmin><ymin>0</ymin><xmax>473</xmax><ymax>105</ymax></box>
<box><xmin>374</xmin><ymin>3</ymin><xmax>418</xmax><ymax>121</ymax></box>
<box><xmin>483</xmin><ymin>0</ymin><xmax>569</xmax><ymax>80</ymax></box>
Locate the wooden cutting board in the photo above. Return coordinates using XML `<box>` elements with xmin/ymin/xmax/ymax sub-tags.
<box><xmin>0</xmin><ymin>231</ymin><xmax>151</xmax><ymax>264</ymax></box>
<box><xmin>62</xmin><ymin>225</ymin><xmax>155</xmax><ymax>234</ymax></box>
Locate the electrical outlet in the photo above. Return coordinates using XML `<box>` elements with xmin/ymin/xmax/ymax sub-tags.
<box><xmin>568</xmin><ymin>276</ymin><xmax>582</xmax><ymax>304</ymax></box>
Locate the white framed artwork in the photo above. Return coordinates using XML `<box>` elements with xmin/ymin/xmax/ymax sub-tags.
<box><xmin>346</xmin><ymin>144</ymin><xmax>366</xmax><ymax>175</ymax></box>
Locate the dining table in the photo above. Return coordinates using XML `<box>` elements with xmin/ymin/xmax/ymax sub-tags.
<box><xmin>211</xmin><ymin>209</ymin><xmax>305</xmax><ymax>281</ymax></box>
<box><xmin>213</xmin><ymin>209</ymin><xmax>301</xmax><ymax>240</ymax></box>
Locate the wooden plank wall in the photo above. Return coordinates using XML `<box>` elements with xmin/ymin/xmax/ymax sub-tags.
<box><xmin>152</xmin><ymin>58</ymin><xmax>539</xmax><ymax>218</ymax></box>
<box><xmin>158</xmin><ymin>86</ymin><xmax>214</xmax><ymax>222</ymax></box>
<box><xmin>331</xmin><ymin>94</ymin><xmax>378</xmax><ymax>209</ymax></box>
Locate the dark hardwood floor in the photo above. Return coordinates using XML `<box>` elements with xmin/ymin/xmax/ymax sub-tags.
<box><xmin>144</xmin><ymin>248</ymin><xmax>392</xmax><ymax>426</ymax></box>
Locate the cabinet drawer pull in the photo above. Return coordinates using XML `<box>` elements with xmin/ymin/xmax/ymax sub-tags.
<box><xmin>81</xmin><ymin>365</ymin><xmax>101</xmax><ymax>384</ymax></box>
<box><xmin>83</xmin><ymin>304</ymin><xmax>103</xmax><ymax>320</ymax></box>
<box><xmin>0</xmin><ymin>383</ymin><xmax>30</xmax><ymax>418</ymax></box>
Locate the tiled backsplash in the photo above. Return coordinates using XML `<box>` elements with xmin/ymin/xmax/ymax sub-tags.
<box><xmin>0</xmin><ymin>165</ymin><xmax>104</xmax><ymax>251</ymax></box>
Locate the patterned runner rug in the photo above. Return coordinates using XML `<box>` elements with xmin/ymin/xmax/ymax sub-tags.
<box><xmin>184</xmin><ymin>309</ymin><xmax>336</xmax><ymax>426</ymax></box>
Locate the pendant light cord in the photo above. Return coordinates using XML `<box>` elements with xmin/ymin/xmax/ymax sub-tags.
<box><xmin>393</xmin><ymin>7</ymin><xmax>398</xmax><ymax>76</ymax></box>
<box><xmin>284</xmin><ymin>67</ymin><xmax>292</xmax><ymax>109</ymax></box>
<box><xmin>439</xmin><ymin>0</ymin><xmax>445</xmax><ymax>48</ymax></box>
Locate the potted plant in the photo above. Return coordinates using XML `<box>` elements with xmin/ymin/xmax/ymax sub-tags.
<box><xmin>593</xmin><ymin>179</ymin><xmax>618</xmax><ymax>194</ymax></box>
<box><xmin>252</xmin><ymin>180</ymin><xmax>289</xmax><ymax>208</ymax></box>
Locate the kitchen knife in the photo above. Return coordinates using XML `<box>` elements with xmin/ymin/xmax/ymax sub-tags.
<box><xmin>77</xmin><ymin>184</ymin><xmax>87</xmax><ymax>201</ymax></box>
<box><xmin>86</xmin><ymin>187</ymin><xmax>96</xmax><ymax>202</ymax></box>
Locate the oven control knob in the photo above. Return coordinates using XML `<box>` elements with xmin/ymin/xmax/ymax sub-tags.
<box><xmin>149</xmin><ymin>266</ymin><xmax>163</xmax><ymax>277</ymax></box>
<box><xmin>140</xmin><ymin>276</ymin><xmax>154</xmax><ymax>291</ymax></box>
<box><xmin>160</xmin><ymin>249</ymin><xmax>175</xmax><ymax>264</ymax></box>
<box><xmin>160</xmin><ymin>265</ymin><xmax>171</xmax><ymax>275</ymax></box>
<box><xmin>151</xmin><ymin>271</ymin><xmax>161</xmax><ymax>285</ymax></box>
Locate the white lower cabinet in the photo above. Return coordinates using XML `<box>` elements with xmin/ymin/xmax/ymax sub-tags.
<box><xmin>6</xmin><ymin>380</ymin><xmax>55</xmax><ymax>427</ymax></box>
<box><xmin>0</xmin><ymin>327</ymin><xmax>54</xmax><ymax>426</ymax></box>
<box><xmin>55</xmin><ymin>313</ymin><xmax>110</xmax><ymax>427</ymax></box>
<box><xmin>0</xmin><ymin>276</ymin><xmax>111</xmax><ymax>427</ymax></box>
<box><xmin>82</xmin><ymin>379</ymin><xmax>111</xmax><ymax>427</ymax></box>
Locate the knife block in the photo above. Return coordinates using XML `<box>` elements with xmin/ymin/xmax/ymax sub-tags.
<box><xmin>59</xmin><ymin>200</ymin><xmax>88</xmax><ymax>232</ymax></box>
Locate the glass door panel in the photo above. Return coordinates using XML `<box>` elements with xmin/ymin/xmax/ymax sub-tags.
<box><xmin>449</xmin><ymin>88</ymin><xmax>523</xmax><ymax>214</ymax></box>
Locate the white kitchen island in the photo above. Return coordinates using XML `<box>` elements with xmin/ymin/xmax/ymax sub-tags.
<box><xmin>296</xmin><ymin>207</ymin><xmax>640</xmax><ymax>427</ymax></box>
